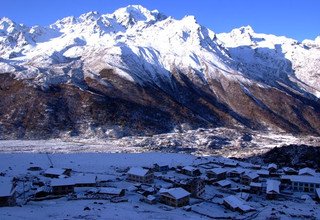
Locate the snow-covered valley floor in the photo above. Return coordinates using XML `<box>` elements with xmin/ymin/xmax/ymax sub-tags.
<box><xmin>1</xmin><ymin>153</ymin><xmax>320</xmax><ymax>219</ymax></box>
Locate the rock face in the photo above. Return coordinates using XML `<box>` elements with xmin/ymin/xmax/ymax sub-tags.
<box><xmin>0</xmin><ymin>5</ymin><xmax>320</xmax><ymax>139</ymax></box>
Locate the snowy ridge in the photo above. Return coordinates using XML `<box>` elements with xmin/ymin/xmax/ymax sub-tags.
<box><xmin>0</xmin><ymin>5</ymin><xmax>319</xmax><ymax>96</ymax></box>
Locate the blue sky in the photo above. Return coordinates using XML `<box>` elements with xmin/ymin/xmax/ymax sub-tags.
<box><xmin>1</xmin><ymin>0</ymin><xmax>319</xmax><ymax>41</ymax></box>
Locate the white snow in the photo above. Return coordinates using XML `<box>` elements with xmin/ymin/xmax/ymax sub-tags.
<box><xmin>298</xmin><ymin>167</ymin><xmax>316</xmax><ymax>176</ymax></box>
<box><xmin>266</xmin><ymin>179</ymin><xmax>280</xmax><ymax>194</ymax></box>
<box><xmin>44</xmin><ymin>168</ymin><xmax>67</xmax><ymax>176</ymax></box>
<box><xmin>127</xmin><ymin>167</ymin><xmax>149</xmax><ymax>177</ymax></box>
<box><xmin>160</xmin><ymin>187</ymin><xmax>190</xmax><ymax>199</ymax></box>
<box><xmin>0</xmin><ymin>177</ymin><xmax>14</xmax><ymax>197</ymax></box>
<box><xmin>50</xmin><ymin>178</ymin><xmax>75</xmax><ymax>187</ymax></box>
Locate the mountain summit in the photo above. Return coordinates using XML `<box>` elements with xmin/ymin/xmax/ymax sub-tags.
<box><xmin>0</xmin><ymin>5</ymin><xmax>319</xmax><ymax>139</ymax></box>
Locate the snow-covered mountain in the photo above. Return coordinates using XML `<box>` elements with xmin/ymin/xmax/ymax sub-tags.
<box><xmin>0</xmin><ymin>5</ymin><xmax>319</xmax><ymax>139</ymax></box>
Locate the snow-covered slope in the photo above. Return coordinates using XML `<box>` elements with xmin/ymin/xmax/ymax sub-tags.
<box><xmin>0</xmin><ymin>5</ymin><xmax>319</xmax><ymax>138</ymax></box>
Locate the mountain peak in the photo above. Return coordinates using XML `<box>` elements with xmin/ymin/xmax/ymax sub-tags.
<box><xmin>79</xmin><ymin>11</ymin><xmax>100</xmax><ymax>21</ymax></box>
<box><xmin>235</xmin><ymin>25</ymin><xmax>255</xmax><ymax>35</ymax></box>
<box><xmin>0</xmin><ymin>17</ymin><xmax>17</xmax><ymax>30</ymax></box>
<box><xmin>112</xmin><ymin>5</ymin><xmax>166</xmax><ymax>27</ymax></box>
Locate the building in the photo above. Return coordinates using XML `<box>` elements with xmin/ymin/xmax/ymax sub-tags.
<box><xmin>160</xmin><ymin>187</ymin><xmax>190</xmax><ymax>207</ymax></box>
<box><xmin>298</xmin><ymin>168</ymin><xmax>316</xmax><ymax>176</ymax></box>
<box><xmin>217</xmin><ymin>180</ymin><xmax>232</xmax><ymax>188</ymax></box>
<box><xmin>141</xmin><ymin>195</ymin><xmax>157</xmax><ymax>204</ymax></box>
<box><xmin>98</xmin><ymin>187</ymin><xmax>125</xmax><ymax>197</ymax></box>
<box><xmin>181</xmin><ymin>166</ymin><xmax>201</xmax><ymax>177</ymax></box>
<box><xmin>223</xmin><ymin>161</ymin><xmax>238</xmax><ymax>168</ymax></box>
<box><xmin>281</xmin><ymin>175</ymin><xmax>320</xmax><ymax>193</ymax></box>
<box><xmin>228</xmin><ymin>168</ymin><xmax>245</xmax><ymax>178</ymax></box>
<box><xmin>178</xmin><ymin>178</ymin><xmax>205</xmax><ymax>198</ymax></box>
<box><xmin>0</xmin><ymin>178</ymin><xmax>16</xmax><ymax>207</ymax></box>
<box><xmin>50</xmin><ymin>178</ymin><xmax>75</xmax><ymax>195</ymax></box>
<box><xmin>223</xmin><ymin>195</ymin><xmax>254</xmax><ymax>213</ymax></box>
<box><xmin>266</xmin><ymin>179</ymin><xmax>280</xmax><ymax>200</ymax></box>
<box><xmin>282</xmin><ymin>167</ymin><xmax>298</xmax><ymax>175</ymax></box>
<box><xmin>267</xmin><ymin>164</ymin><xmax>278</xmax><ymax>173</ymax></box>
<box><xmin>257</xmin><ymin>170</ymin><xmax>270</xmax><ymax>178</ymax></box>
<box><xmin>240</xmin><ymin>172</ymin><xmax>259</xmax><ymax>185</ymax></box>
<box><xmin>153</xmin><ymin>163</ymin><xmax>170</xmax><ymax>173</ymax></box>
<box><xmin>206</xmin><ymin>168</ymin><xmax>227</xmax><ymax>180</ymax></box>
<box><xmin>250</xmin><ymin>182</ymin><xmax>263</xmax><ymax>194</ymax></box>
<box><xmin>43</xmin><ymin>168</ymin><xmax>71</xmax><ymax>178</ymax></box>
<box><xmin>72</xmin><ymin>175</ymin><xmax>97</xmax><ymax>187</ymax></box>
<box><xmin>127</xmin><ymin>167</ymin><xmax>154</xmax><ymax>184</ymax></box>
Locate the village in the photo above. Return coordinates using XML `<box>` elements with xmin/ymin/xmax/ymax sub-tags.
<box><xmin>0</xmin><ymin>153</ymin><xmax>320</xmax><ymax>219</ymax></box>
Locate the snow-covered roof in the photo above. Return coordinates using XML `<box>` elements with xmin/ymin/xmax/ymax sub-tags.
<box><xmin>98</xmin><ymin>187</ymin><xmax>123</xmax><ymax>195</ymax></box>
<box><xmin>127</xmin><ymin>167</ymin><xmax>150</xmax><ymax>177</ymax></box>
<box><xmin>266</xmin><ymin>179</ymin><xmax>280</xmax><ymax>194</ymax></box>
<box><xmin>283</xmin><ymin>167</ymin><xmax>296</xmax><ymax>172</ymax></box>
<box><xmin>250</xmin><ymin>182</ymin><xmax>262</xmax><ymax>188</ymax></box>
<box><xmin>217</xmin><ymin>180</ymin><xmax>231</xmax><ymax>187</ymax></box>
<box><xmin>243</xmin><ymin>171</ymin><xmax>259</xmax><ymax>179</ymax></box>
<box><xmin>282</xmin><ymin>175</ymin><xmax>320</xmax><ymax>184</ymax></box>
<box><xmin>223</xmin><ymin>195</ymin><xmax>253</xmax><ymax>212</ymax></box>
<box><xmin>268</xmin><ymin>163</ymin><xmax>278</xmax><ymax>170</ymax></box>
<box><xmin>160</xmin><ymin>187</ymin><xmax>190</xmax><ymax>200</ymax></box>
<box><xmin>50</xmin><ymin>178</ymin><xmax>75</xmax><ymax>187</ymax></box>
<box><xmin>44</xmin><ymin>168</ymin><xmax>67</xmax><ymax>176</ymax></box>
<box><xmin>236</xmin><ymin>192</ymin><xmax>250</xmax><ymax>201</ymax></box>
<box><xmin>229</xmin><ymin>167</ymin><xmax>246</xmax><ymax>174</ymax></box>
<box><xmin>298</xmin><ymin>168</ymin><xmax>316</xmax><ymax>176</ymax></box>
<box><xmin>223</xmin><ymin>161</ymin><xmax>238</xmax><ymax>166</ymax></box>
<box><xmin>146</xmin><ymin>195</ymin><xmax>156</xmax><ymax>201</ymax></box>
<box><xmin>257</xmin><ymin>170</ymin><xmax>269</xmax><ymax>175</ymax></box>
<box><xmin>0</xmin><ymin>177</ymin><xmax>15</xmax><ymax>197</ymax></box>
<box><xmin>183</xmin><ymin>166</ymin><xmax>197</xmax><ymax>172</ymax></box>
<box><xmin>71</xmin><ymin>175</ymin><xmax>96</xmax><ymax>184</ymax></box>
<box><xmin>208</xmin><ymin>167</ymin><xmax>227</xmax><ymax>175</ymax></box>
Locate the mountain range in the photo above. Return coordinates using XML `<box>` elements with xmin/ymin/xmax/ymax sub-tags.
<box><xmin>0</xmin><ymin>5</ymin><xmax>319</xmax><ymax>139</ymax></box>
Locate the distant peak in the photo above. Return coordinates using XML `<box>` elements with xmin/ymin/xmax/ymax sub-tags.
<box><xmin>237</xmin><ymin>25</ymin><xmax>255</xmax><ymax>34</ymax></box>
<box><xmin>182</xmin><ymin>15</ymin><xmax>197</xmax><ymax>23</ymax></box>
<box><xmin>79</xmin><ymin>11</ymin><xmax>100</xmax><ymax>21</ymax></box>
<box><xmin>0</xmin><ymin>17</ymin><xmax>16</xmax><ymax>28</ymax></box>
<box><xmin>112</xmin><ymin>5</ymin><xmax>167</xmax><ymax>26</ymax></box>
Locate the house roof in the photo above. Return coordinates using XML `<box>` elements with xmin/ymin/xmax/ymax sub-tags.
<box><xmin>250</xmin><ymin>182</ymin><xmax>262</xmax><ymax>188</ymax></box>
<box><xmin>183</xmin><ymin>166</ymin><xmax>197</xmax><ymax>172</ymax></box>
<box><xmin>281</xmin><ymin>175</ymin><xmax>320</xmax><ymax>184</ymax></box>
<box><xmin>217</xmin><ymin>180</ymin><xmax>231</xmax><ymax>187</ymax></box>
<box><xmin>146</xmin><ymin>195</ymin><xmax>156</xmax><ymax>201</ymax></box>
<box><xmin>160</xmin><ymin>187</ymin><xmax>190</xmax><ymax>200</ymax></box>
<box><xmin>223</xmin><ymin>195</ymin><xmax>253</xmax><ymax>212</ymax></box>
<box><xmin>266</xmin><ymin>179</ymin><xmax>280</xmax><ymax>194</ymax></box>
<box><xmin>268</xmin><ymin>163</ymin><xmax>278</xmax><ymax>170</ymax></box>
<box><xmin>243</xmin><ymin>172</ymin><xmax>259</xmax><ymax>179</ymax></box>
<box><xmin>44</xmin><ymin>168</ymin><xmax>66</xmax><ymax>176</ymax></box>
<box><xmin>257</xmin><ymin>170</ymin><xmax>269</xmax><ymax>175</ymax></box>
<box><xmin>229</xmin><ymin>167</ymin><xmax>246</xmax><ymax>174</ymax></box>
<box><xmin>98</xmin><ymin>187</ymin><xmax>123</xmax><ymax>195</ymax></box>
<box><xmin>223</xmin><ymin>161</ymin><xmax>238</xmax><ymax>166</ymax></box>
<box><xmin>127</xmin><ymin>167</ymin><xmax>150</xmax><ymax>177</ymax></box>
<box><xmin>0</xmin><ymin>177</ymin><xmax>15</xmax><ymax>197</ymax></box>
<box><xmin>299</xmin><ymin>168</ymin><xmax>316</xmax><ymax>176</ymax></box>
<box><xmin>208</xmin><ymin>168</ymin><xmax>227</xmax><ymax>175</ymax></box>
<box><xmin>71</xmin><ymin>175</ymin><xmax>96</xmax><ymax>185</ymax></box>
<box><xmin>50</xmin><ymin>178</ymin><xmax>75</xmax><ymax>187</ymax></box>
<box><xmin>283</xmin><ymin>167</ymin><xmax>297</xmax><ymax>172</ymax></box>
